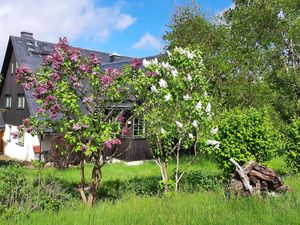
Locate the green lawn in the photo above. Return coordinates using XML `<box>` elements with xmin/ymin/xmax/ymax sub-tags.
<box><xmin>1</xmin><ymin>156</ymin><xmax>300</xmax><ymax>225</ymax></box>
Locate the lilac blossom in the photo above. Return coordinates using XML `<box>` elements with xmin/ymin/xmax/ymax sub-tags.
<box><xmin>72</xmin><ymin>123</ymin><xmax>81</xmax><ymax>131</ymax></box>
<box><xmin>131</xmin><ymin>58</ymin><xmax>142</xmax><ymax>69</ymax></box>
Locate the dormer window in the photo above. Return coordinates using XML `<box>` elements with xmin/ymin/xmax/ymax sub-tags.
<box><xmin>17</xmin><ymin>94</ymin><xmax>25</xmax><ymax>109</ymax></box>
<box><xmin>5</xmin><ymin>94</ymin><xmax>11</xmax><ymax>108</ymax></box>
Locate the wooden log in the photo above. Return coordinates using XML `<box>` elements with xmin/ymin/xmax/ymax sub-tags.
<box><xmin>248</xmin><ymin>170</ymin><xmax>274</xmax><ymax>182</ymax></box>
<box><xmin>229</xmin><ymin>158</ymin><xmax>253</xmax><ymax>194</ymax></box>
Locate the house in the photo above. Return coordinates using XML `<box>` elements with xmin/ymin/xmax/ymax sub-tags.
<box><xmin>0</xmin><ymin>32</ymin><xmax>153</xmax><ymax>161</ymax></box>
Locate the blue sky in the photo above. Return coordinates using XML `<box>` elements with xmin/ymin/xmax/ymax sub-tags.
<box><xmin>0</xmin><ymin>0</ymin><xmax>232</xmax><ymax>65</ymax></box>
<box><xmin>81</xmin><ymin>0</ymin><xmax>232</xmax><ymax>57</ymax></box>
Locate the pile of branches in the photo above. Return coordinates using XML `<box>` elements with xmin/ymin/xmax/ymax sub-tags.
<box><xmin>227</xmin><ymin>158</ymin><xmax>289</xmax><ymax>196</ymax></box>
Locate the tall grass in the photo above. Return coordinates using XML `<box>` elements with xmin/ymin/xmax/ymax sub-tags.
<box><xmin>5</xmin><ymin>184</ymin><xmax>300</xmax><ymax>225</ymax></box>
<box><xmin>2</xmin><ymin>156</ymin><xmax>299</xmax><ymax>225</ymax></box>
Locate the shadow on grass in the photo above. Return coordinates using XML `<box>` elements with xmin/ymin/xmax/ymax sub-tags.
<box><xmin>39</xmin><ymin>169</ymin><xmax>223</xmax><ymax>203</ymax></box>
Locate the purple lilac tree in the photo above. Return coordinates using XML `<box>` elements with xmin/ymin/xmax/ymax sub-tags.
<box><xmin>16</xmin><ymin>38</ymin><xmax>130</xmax><ymax>206</ymax></box>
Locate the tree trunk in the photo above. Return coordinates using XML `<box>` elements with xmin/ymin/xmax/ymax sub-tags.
<box><xmin>79</xmin><ymin>158</ymin><xmax>87</xmax><ymax>204</ymax></box>
<box><xmin>175</xmin><ymin>146</ymin><xmax>180</xmax><ymax>192</ymax></box>
<box><xmin>87</xmin><ymin>153</ymin><xmax>102</xmax><ymax>207</ymax></box>
<box><xmin>161</xmin><ymin>160</ymin><xmax>169</xmax><ymax>192</ymax></box>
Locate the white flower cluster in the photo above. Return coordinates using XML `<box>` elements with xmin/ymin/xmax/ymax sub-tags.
<box><xmin>207</xmin><ymin>140</ymin><xmax>220</xmax><ymax>149</ymax></box>
<box><xmin>185</xmin><ymin>74</ymin><xmax>192</xmax><ymax>82</ymax></box>
<box><xmin>143</xmin><ymin>58</ymin><xmax>158</xmax><ymax>67</ymax></box>
<box><xmin>183</xmin><ymin>94</ymin><xmax>190</xmax><ymax>100</ymax></box>
<box><xmin>150</xmin><ymin>85</ymin><xmax>158</xmax><ymax>93</ymax></box>
<box><xmin>165</xmin><ymin>93</ymin><xmax>171</xmax><ymax>101</ymax></box>
<box><xmin>159</xmin><ymin>79</ymin><xmax>168</xmax><ymax>88</ymax></box>
<box><xmin>160</xmin><ymin>61</ymin><xmax>178</xmax><ymax>77</ymax></box>
<box><xmin>175</xmin><ymin>121</ymin><xmax>183</xmax><ymax>128</ymax></box>
<box><xmin>210</xmin><ymin>127</ymin><xmax>218</xmax><ymax>135</ymax></box>
<box><xmin>174</xmin><ymin>47</ymin><xmax>196</xmax><ymax>59</ymax></box>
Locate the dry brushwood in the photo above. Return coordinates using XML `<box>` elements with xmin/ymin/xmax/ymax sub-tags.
<box><xmin>227</xmin><ymin>158</ymin><xmax>290</xmax><ymax>196</ymax></box>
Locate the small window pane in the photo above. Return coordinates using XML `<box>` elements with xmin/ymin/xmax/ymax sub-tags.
<box><xmin>5</xmin><ymin>95</ymin><xmax>11</xmax><ymax>108</ymax></box>
<box><xmin>17</xmin><ymin>94</ymin><xmax>25</xmax><ymax>108</ymax></box>
<box><xmin>18</xmin><ymin>133</ymin><xmax>24</xmax><ymax>146</ymax></box>
<box><xmin>133</xmin><ymin>118</ymin><xmax>145</xmax><ymax>138</ymax></box>
<box><xmin>11</xmin><ymin>62</ymin><xmax>14</xmax><ymax>74</ymax></box>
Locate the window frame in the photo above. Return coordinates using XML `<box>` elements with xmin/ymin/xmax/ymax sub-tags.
<box><xmin>7</xmin><ymin>125</ymin><xmax>11</xmax><ymax>142</ymax></box>
<box><xmin>5</xmin><ymin>94</ymin><xmax>12</xmax><ymax>108</ymax></box>
<box><xmin>17</xmin><ymin>94</ymin><xmax>25</xmax><ymax>109</ymax></box>
<box><xmin>11</xmin><ymin>62</ymin><xmax>14</xmax><ymax>75</ymax></box>
<box><xmin>17</xmin><ymin>132</ymin><xmax>25</xmax><ymax>146</ymax></box>
<box><xmin>133</xmin><ymin>117</ymin><xmax>146</xmax><ymax>139</ymax></box>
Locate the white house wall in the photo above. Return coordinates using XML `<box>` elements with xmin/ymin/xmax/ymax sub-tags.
<box><xmin>3</xmin><ymin>124</ymin><xmax>51</xmax><ymax>161</ymax></box>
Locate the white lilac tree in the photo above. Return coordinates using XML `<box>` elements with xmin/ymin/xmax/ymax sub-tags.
<box><xmin>124</xmin><ymin>47</ymin><xmax>218</xmax><ymax>192</ymax></box>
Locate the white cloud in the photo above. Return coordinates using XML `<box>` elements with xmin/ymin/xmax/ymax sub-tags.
<box><xmin>132</xmin><ymin>33</ymin><xmax>163</xmax><ymax>51</ymax></box>
<box><xmin>0</xmin><ymin>0</ymin><xmax>136</xmax><ymax>66</ymax></box>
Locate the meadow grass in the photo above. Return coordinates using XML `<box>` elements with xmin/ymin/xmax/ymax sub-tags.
<box><xmin>2</xmin><ymin>156</ymin><xmax>300</xmax><ymax>225</ymax></box>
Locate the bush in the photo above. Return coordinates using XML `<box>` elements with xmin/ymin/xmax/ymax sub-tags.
<box><xmin>178</xmin><ymin>170</ymin><xmax>222</xmax><ymax>192</ymax></box>
<box><xmin>286</xmin><ymin>118</ymin><xmax>300</xmax><ymax>173</ymax></box>
<box><xmin>0</xmin><ymin>164</ymin><xmax>28</xmax><ymax>216</ymax></box>
<box><xmin>0</xmin><ymin>164</ymin><xmax>71</xmax><ymax>219</ymax></box>
<box><xmin>213</xmin><ymin>107</ymin><xmax>281</xmax><ymax>174</ymax></box>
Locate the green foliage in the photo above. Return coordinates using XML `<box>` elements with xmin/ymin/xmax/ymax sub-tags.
<box><xmin>286</xmin><ymin>118</ymin><xmax>300</xmax><ymax>173</ymax></box>
<box><xmin>212</xmin><ymin>108</ymin><xmax>280</xmax><ymax>174</ymax></box>
<box><xmin>0</xmin><ymin>164</ymin><xmax>28</xmax><ymax>213</ymax></box>
<box><xmin>0</xmin><ymin>164</ymin><xmax>71</xmax><ymax>219</ymax></box>
<box><xmin>178</xmin><ymin>170</ymin><xmax>222</xmax><ymax>192</ymax></box>
<box><xmin>163</xmin><ymin>0</ymin><xmax>300</xmax><ymax>121</ymax></box>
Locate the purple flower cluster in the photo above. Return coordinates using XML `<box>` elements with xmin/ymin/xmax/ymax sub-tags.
<box><xmin>90</xmin><ymin>54</ymin><xmax>101</xmax><ymax>66</ymax></box>
<box><xmin>43</xmin><ymin>55</ymin><xmax>54</xmax><ymax>64</ymax></box>
<box><xmin>50</xmin><ymin>73</ymin><xmax>60</xmax><ymax>81</ymax></box>
<box><xmin>105</xmin><ymin>138</ymin><xmax>121</xmax><ymax>150</ymax></box>
<box><xmin>15</xmin><ymin>64</ymin><xmax>35</xmax><ymax>90</ymax></box>
<box><xmin>130</xmin><ymin>58</ymin><xmax>142</xmax><ymax>69</ymax></box>
<box><xmin>100</xmin><ymin>68</ymin><xmax>119</xmax><ymax>87</ymax></box>
<box><xmin>82</xmin><ymin>97</ymin><xmax>92</xmax><ymax>103</ymax></box>
<box><xmin>36</xmin><ymin>107</ymin><xmax>46</xmax><ymax>114</ymax></box>
<box><xmin>11</xmin><ymin>131</ymin><xmax>19</xmax><ymax>139</ymax></box>
<box><xmin>72</xmin><ymin>123</ymin><xmax>81</xmax><ymax>131</ymax></box>
<box><xmin>78</xmin><ymin>63</ymin><xmax>91</xmax><ymax>73</ymax></box>
<box><xmin>146</xmin><ymin>71</ymin><xmax>158</xmax><ymax>77</ymax></box>
<box><xmin>20</xmin><ymin>118</ymin><xmax>34</xmax><ymax>134</ymax></box>
<box><xmin>81</xmin><ymin>144</ymin><xmax>87</xmax><ymax>152</ymax></box>
<box><xmin>121</xmin><ymin>127</ymin><xmax>128</xmax><ymax>135</ymax></box>
<box><xmin>49</xmin><ymin>103</ymin><xmax>60</xmax><ymax>118</ymax></box>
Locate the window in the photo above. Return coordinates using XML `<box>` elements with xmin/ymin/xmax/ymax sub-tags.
<box><xmin>11</xmin><ymin>62</ymin><xmax>14</xmax><ymax>74</ymax></box>
<box><xmin>133</xmin><ymin>118</ymin><xmax>145</xmax><ymax>138</ymax></box>
<box><xmin>18</xmin><ymin>133</ymin><xmax>24</xmax><ymax>146</ymax></box>
<box><xmin>17</xmin><ymin>94</ymin><xmax>25</xmax><ymax>109</ymax></box>
<box><xmin>5</xmin><ymin>94</ymin><xmax>11</xmax><ymax>108</ymax></box>
<box><xmin>7</xmin><ymin>126</ymin><xmax>11</xmax><ymax>142</ymax></box>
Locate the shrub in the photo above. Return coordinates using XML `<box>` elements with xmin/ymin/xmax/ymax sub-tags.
<box><xmin>0</xmin><ymin>164</ymin><xmax>28</xmax><ymax>211</ymax></box>
<box><xmin>213</xmin><ymin>107</ymin><xmax>280</xmax><ymax>174</ymax></box>
<box><xmin>0</xmin><ymin>165</ymin><xmax>71</xmax><ymax>219</ymax></box>
<box><xmin>286</xmin><ymin>118</ymin><xmax>300</xmax><ymax>173</ymax></box>
<box><xmin>177</xmin><ymin>170</ymin><xmax>222</xmax><ymax>192</ymax></box>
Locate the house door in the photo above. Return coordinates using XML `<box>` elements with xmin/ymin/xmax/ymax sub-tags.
<box><xmin>0</xmin><ymin>130</ymin><xmax>4</xmax><ymax>154</ymax></box>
